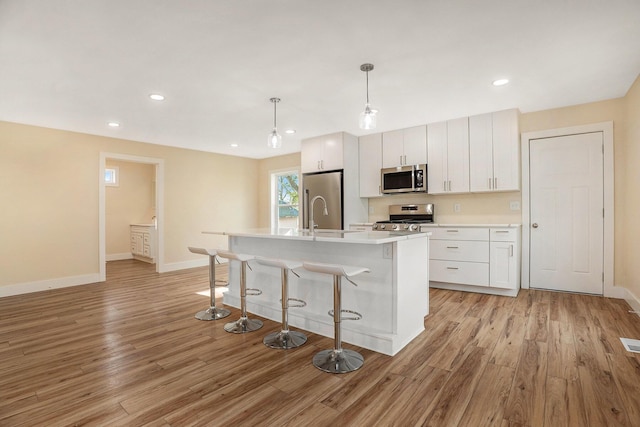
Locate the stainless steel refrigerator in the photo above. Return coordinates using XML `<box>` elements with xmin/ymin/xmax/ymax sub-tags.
<box><xmin>302</xmin><ymin>170</ymin><xmax>343</xmax><ymax>230</ymax></box>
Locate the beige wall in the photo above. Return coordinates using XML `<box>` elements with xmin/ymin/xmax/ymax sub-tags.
<box><xmin>105</xmin><ymin>160</ymin><xmax>155</xmax><ymax>256</ymax></box>
<box><xmin>623</xmin><ymin>75</ymin><xmax>640</xmax><ymax>298</ymax></box>
<box><xmin>256</xmin><ymin>152</ymin><xmax>301</xmax><ymax>228</ymax></box>
<box><xmin>0</xmin><ymin>121</ymin><xmax>258</xmax><ymax>288</ymax></box>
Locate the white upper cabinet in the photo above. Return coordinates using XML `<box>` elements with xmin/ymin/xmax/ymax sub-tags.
<box><xmin>427</xmin><ymin>117</ymin><xmax>469</xmax><ymax>194</ymax></box>
<box><xmin>358</xmin><ymin>133</ymin><xmax>383</xmax><ymax>198</ymax></box>
<box><xmin>382</xmin><ymin>125</ymin><xmax>427</xmax><ymax>168</ymax></box>
<box><xmin>469</xmin><ymin>109</ymin><xmax>520</xmax><ymax>192</ymax></box>
<box><xmin>301</xmin><ymin>132</ymin><xmax>344</xmax><ymax>173</ymax></box>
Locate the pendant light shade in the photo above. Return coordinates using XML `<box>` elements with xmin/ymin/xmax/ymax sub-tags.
<box><xmin>359</xmin><ymin>63</ymin><xmax>377</xmax><ymax>130</ymax></box>
<box><xmin>267</xmin><ymin>97</ymin><xmax>282</xmax><ymax>149</ymax></box>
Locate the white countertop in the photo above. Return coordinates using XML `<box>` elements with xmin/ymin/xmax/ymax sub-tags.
<box><xmin>203</xmin><ymin>228</ymin><xmax>430</xmax><ymax>244</ymax></box>
<box><xmin>421</xmin><ymin>223</ymin><xmax>521</xmax><ymax>228</ymax></box>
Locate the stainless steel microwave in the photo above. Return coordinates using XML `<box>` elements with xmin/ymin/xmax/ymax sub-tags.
<box><xmin>381</xmin><ymin>164</ymin><xmax>427</xmax><ymax>194</ymax></box>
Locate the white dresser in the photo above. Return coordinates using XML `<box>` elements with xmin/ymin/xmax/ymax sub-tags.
<box><xmin>130</xmin><ymin>224</ymin><xmax>156</xmax><ymax>264</ymax></box>
<box><xmin>423</xmin><ymin>224</ymin><xmax>520</xmax><ymax>297</ymax></box>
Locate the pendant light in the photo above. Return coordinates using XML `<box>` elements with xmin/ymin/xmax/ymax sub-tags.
<box><xmin>359</xmin><ymin>63</ymin><xmax>377</xmax><ymax>130</ymax></box>
<box><xmin>268</xmin><ymin>97</ymin><xmax>282</xmax><ymax>148</ymax></box>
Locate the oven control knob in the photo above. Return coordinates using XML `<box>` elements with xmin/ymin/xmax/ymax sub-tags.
<box><xmin>409</xmin><ymin>224</ymin><xmax>418</xmax><ymax>231</ymax></box>
<box><xmin>402</xmin><ymin>224</ymin><xmax>409</xmax><ymax>230</ymax></box>
<box><xmin>392</xmin><ymin>224</ymin><xmax>400</xmax><ymax>231</ymax></box>
<box><xmin>378</xmin><ymin>224</ymin><xmax>385</xmax><ymax>230</ymax></box>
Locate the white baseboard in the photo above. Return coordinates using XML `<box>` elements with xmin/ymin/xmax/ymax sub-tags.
<box><xmin>623</xmin><ymin>287</ymin><xmax>640</xmax><ymax>317</ymax></box>
<box><xmin>0</xmin><ymin>273</ymin><xmax>102</xmax><ymax>298</ymax></box>
<box><xmin>106</xmin><ymin>252</ymin><xmax>133</xmax><ymax>261</ymax></box>
<box><xmin>160</xmin><ymin>258</ymin><xmax>228</xmax><ymax>273</ymax></box>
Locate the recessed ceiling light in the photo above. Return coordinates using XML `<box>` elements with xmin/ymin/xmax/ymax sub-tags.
<box><xmin>107</xmin><ymin>122</ymin><xmax>120</xmax><ymax>127</ymax></box>
<box><xmin>492</xmin><ymin>78</ymin><xmax>510</xmax><ymax>86</ymax></box>
<box><xmin>285</xmin><ymin>129</ymin><xmax>296</xmax><ymax>134</ymax></box>
<box><xmin>149</xmin><ymin>94</ymin><xmax>165</xmax><ymax>101</ymax></box>
<box><xmin>230</xmin><ymin>143</ymin><xmax>239</xmax><ymax>148</ymax></box>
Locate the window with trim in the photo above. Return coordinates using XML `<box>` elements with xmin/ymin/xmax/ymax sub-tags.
<box><xmin>271</xmin><ymin>170</ymin><xmax>299</xmax><ymax>230</ymax></box>
<box><xmin>105</xmin><ymin>167</ymin><xmax>119</xmax><ymax>187</ymax></box>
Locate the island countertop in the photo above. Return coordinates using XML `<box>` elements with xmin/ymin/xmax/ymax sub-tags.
<box><xmin>202</xmin><ymin>227</ymin><xmax>430</xmax><ymax>244</ymax></box>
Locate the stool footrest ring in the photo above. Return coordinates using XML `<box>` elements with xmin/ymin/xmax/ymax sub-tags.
<box><xmin>328</xmin><ymin>309</ymin><xmax>362</xmax><ymax>321</ymax></box>
<box><xmin>281</xmin><ymin>297</ymin><xmax>306</xmax><ymax>308</ymax></box>
<box><xmin>246</xmin><ymin>288</ymin><xmax>262</xmax><ymax>296</ymax></box>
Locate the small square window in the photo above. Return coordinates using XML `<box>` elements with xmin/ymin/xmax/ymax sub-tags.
<box><xmin>105</xmin><ymin>167</ymin><xmax>119</xmax><ymax>187</ymax></box>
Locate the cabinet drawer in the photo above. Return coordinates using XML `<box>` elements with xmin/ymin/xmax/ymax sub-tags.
<box><xmin>430</xmin><ymin>240</ymin><xmax>489</xmax><ymax>262</ymax></box>
<box><xmin>143</xmin><ymin>233</ymin><xmax>150</xmax><ymax>244</ymax></box>
<box><xmin>429</xmin><ymin>260</ymin><xmax>489</xmax><ymax>286</ymax></box>
<box><xmin>490</xmin><ymin>228</ymin><xmax>517</xmax><ymax>242</ymax></box>
<box><xmin>143</xmin><ymin>245</ymin><xmax>150</xmax><ymax>256</ymax></box>
<box><xmin>429</xmin><ymin>227</ymin><xmax>489</xmax><ymax>241</ymax></box>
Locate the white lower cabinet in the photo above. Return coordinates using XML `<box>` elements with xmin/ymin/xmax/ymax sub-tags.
<box><xmin>426</xmin><ymin>225</ymin><xmax>520</xmax><ymax>296</ymax></box>
<box><xmin>130</xmin><ymin>225</ymin><xmax>156</xmax><ymax>264</ymax></box>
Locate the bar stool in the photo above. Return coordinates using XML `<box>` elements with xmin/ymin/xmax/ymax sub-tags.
<box><xmin>216</xmin><ymin>250</ymin><xmax>263</xmax><ymax>333</ymax></box>
<box><xmin>302</xmin><ymin>261</ymin><xmax>369</xmax><ymax>374</ymax></box>
<box><xmin>255</xmin><ymin>256</ymin><xmax>307</xmax><ymax>349</ymax></box>
<box><xmin>188</xmin><ymin>247</ymin><xmax>231</xmax><ymax>321</ymax></box>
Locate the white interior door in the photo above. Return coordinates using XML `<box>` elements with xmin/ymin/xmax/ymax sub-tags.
<box><xmin>529</xmin><ymin>132</ymin><xmax>604</xmax><ymax>294</ymax></box>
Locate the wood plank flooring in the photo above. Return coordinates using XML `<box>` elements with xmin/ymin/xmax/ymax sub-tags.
<box><xmin>2</xmin><ymin>259</ymin><xmax>640</xmax><ymax>426</ymax></box>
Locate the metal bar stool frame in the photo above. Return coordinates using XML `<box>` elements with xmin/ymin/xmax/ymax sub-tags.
<box><xmin>255</xmin><ymin>257</ymin><xmax>307</xmax><ymax>349</ymax></box>
<box><xmin>302</xmin><ymin>261</ymin><xmax>369</xmax><ymax>374</ymax></box>
<box><xmin>188</xmin><ymin>247</ymin><xmax>231</xmax><ymax>321</ymax></box>
<box><xmin>216</xmin><ymin>250</ymin><xmax>263</xmax><ymax>334</ymax></box>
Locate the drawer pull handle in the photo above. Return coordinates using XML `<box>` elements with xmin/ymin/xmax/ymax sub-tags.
<box><xmin>494</xmin><ymin>230</ymin><xmax>509</xmax><ymax>233</ymax></box>
<box><xmin>446</xmin><ymin>246</ymin><xmax>459</xmax><ymax>249</ymax></box>
<box><xmin>446</xmin><ymin>267</ymin><xmax>459</xmax><ymax>270</ymax></box>
<box><xmin>446</xmin><ymin>230</ymin><xmax>459</xmax><ymax>233</ymax></box>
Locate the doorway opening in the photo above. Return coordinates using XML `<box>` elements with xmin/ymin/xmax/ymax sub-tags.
<box><xmin>99</xmin><ymin>152</ymin><xmax>165</xmax><ymax>281</ymax></box>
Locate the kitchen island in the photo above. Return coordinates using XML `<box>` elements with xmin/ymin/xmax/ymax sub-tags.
<box><xmin>203</xmin><ymin>228</ymin><xmax>430</xmax><ymax>356</ymax></box>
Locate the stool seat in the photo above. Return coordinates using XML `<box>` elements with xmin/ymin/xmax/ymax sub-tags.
<box><xmin>187</xmin><ymin>247</ymin><xmax>230</xmax><ymax>321</ymax></box>
<box><xmin>188</xmin><ymin>247</ymin><xmax>217</xmax><ymax>257</ymax></box>
<box><xmin>256</xmin><ymin>257</ymin><xmax>303</xmax><ymax>271</ymax></box>
<box><xmin>302</xmin><ymin>262</ymin><xmax>369</xmax><ymax>279</ymax></box>
<box><xmin>302</xmin><ymin>260</ymin><xmax>368</xmax><ymax>374</ymax></box>
<box><xmin>256</xmin><ymin>256</ymin><xmax>307</xmax><ymax>350</ymax></box>
<box><xmin>216</xmin><ymin>250</ymin><xmax>254</xmax><ymax>263</ymax></box>
<box><xmin>215</xmin><ymin>250</ymin><xmax>263</xmax><ymax>334</ymax></box>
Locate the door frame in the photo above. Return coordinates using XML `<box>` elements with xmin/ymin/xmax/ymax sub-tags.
<box><xmin>99</xmin><ymin>152</ymin><xmax>165</xmax><ymax>281</ymax></box>
<box><xmin>521</xmin><ymin>121</ymin><xmax>619</xmax><ymax>297</ymax></box>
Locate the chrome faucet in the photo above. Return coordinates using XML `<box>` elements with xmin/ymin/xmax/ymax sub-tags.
<box><xmin>309</xmin><ymin>195</ymin><xmax>328</xmax><ymax>232</ymax></box>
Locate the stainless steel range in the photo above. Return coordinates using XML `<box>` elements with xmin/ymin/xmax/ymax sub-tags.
<box><xmin>372</xmin><ymin>203</ymin><xmax>434</xmax><ymax>232</ymax></box>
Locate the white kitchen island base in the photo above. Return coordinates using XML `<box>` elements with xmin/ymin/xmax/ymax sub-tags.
<box><xmin>212</xmin><ymin>230</ymin><xmax>429</xmax><ymax>356</ymax></box>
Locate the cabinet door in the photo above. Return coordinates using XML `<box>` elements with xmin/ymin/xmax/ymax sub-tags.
<box><xmin>490</xmin><ymin>241</ymin><xmax>517</xmax><ymax>288</ymax></box>
<box><xmin>446</xmin><ymin>117</ymin><xmax>470</xmax><ymax>193</ymax></box>
<box><xmin>359</xmin><ymin>133</ymin><xmax>383</xmax><ymax>197</ymax></box>
<box><xmin>469</xmin><ymin>113</ymin><xmax>494</xmax><ymax>192</ymax></box>
<box><xmin>403</xmin><ymin>125</ymin><xmax>427</xmax><ymax>166</ymax></box>
<box><xmin>301</xmin><ymin>137</ymin><xmax>324</xmax><ymax>173</ymax></box>
<box><xmin>321</xmin><ymin>133</ymin><xmax>344</xmax><ymax>171</ymax></box>
<box><xmin>427</xmin><ymin>121</ymin><xmax>448</xmax><ymax>194</ymax></box>
<box><xmin>492</xmin><ymin>109</ymin><xmax>520</xmax><ymax>191</ymax></box>
<box><xmin>382</xmin><ymin>129</ymin><xmax>404</xmax><ymax>168</ymax></box>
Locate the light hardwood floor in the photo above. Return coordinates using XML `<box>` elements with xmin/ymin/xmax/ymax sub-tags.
<box><xmin>1</xmin><ymin>260</ymin><xmax>640</xmax><ymax>426</ymax></box>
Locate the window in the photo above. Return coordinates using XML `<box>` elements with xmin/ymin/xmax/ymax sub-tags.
<box><xmin>271</xmin><ymin>170</ymin><xmax>299</xmax><ymax>230</ymax></box>
<box><xmin>105</xmin><ymin>167</ymin><xmax>119</xmax><ymax>187</ymax></box>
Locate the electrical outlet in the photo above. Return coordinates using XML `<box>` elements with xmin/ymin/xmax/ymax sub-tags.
<box><xmin>454</xmin><ymin>203</ymin><xmax>461</xmax><ymax>213</ymax></box>
<box><xmin>383</xmin><ymin>244</ymin><xmax>392</xmax><ymax>259</ymax></box>
<box><xmin>510</xmin><ymin>201</ymin><xmax>521</xmax><ymax>211</ymax></box>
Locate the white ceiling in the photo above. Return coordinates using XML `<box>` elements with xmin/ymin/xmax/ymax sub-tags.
<box><xmin>1</xmin><ymin>0</ymin><xmax>639</xmax><ymax>159</ymax></box>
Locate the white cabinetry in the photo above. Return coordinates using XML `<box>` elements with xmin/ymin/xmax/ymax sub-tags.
<box><xmin>426</xmin><ymin>225</ymin><xmax>520</xmax><ymax>296</ymax></box>
<box><xmin>130</xmin><ymin>225</ymin><xmax>156</xmax><ymax>264</ymax></box>
<box><xmin>358</xmin><ymin>133</ymin><xmax>383</xmax><ymax>197</ymax></box>
<box><xmin>469</xmin><ymin>109</ymin><xmax>520</xmax><ymax>192</ymax></box>
<box><xmin>301</xmin><ymin>132</ymin><xmax>344</xmax><ymax>173</ymax></box>
<box><xmin>382</xmin><ymin>125</ymin><xmax>427</xmax><ymax>168</ymax></box>
<box><xmin>427</xmin><ymin>118</ymin><xmax>469</xmax><ymax>194</ymax></box>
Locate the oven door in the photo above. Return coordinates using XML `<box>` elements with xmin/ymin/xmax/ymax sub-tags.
<box><xmin>381</xmin><ymin>165</ymin><xmax>418</xmax><ymax>194</ymax></box>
